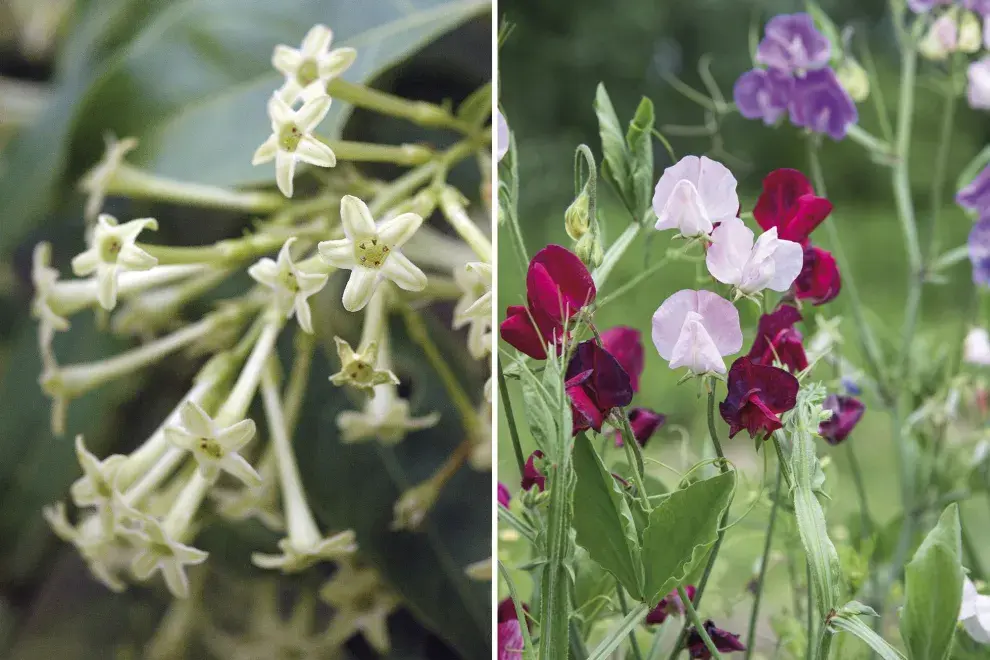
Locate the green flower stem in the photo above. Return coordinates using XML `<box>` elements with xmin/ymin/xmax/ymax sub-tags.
<box><xmin>317</xmin><ymin>138</ymin><xmax>433</xmax><ymax>166</ymax></box>
<box><xmin>403</xmin><ymin>224</ymin><xmax>480</xmax><ymax>271</ymax></box>
<box><xmin>163</xmin><ymin>470</ymin><xmax>212</xmax><ymax>540</ymax></box>
<box><xmin>501</xmin><ymin>130</ymin><xmax>529</xmax><ymax>274</ymax></box>
<box><xmin>922</xmin><ymin>71</ymin><xmax>959</xmax><ymax>260</ymax></box>
<box><xmin>806</xmin><ymin>562</ymin><xmax>815</xmax><ymax>660</ymax></box>
<box><xmin>110</xmin><ymin>163</ymin><xmax>286</xmax><ymax>212</ymax></box>
<box><xmin>771</xmin><ymin>433</ymin><xmax>795</xmax><ymax>491</ymax></box>
<box><xmin>592</xmin><ymin>223</ymin><xmax>642</xmax><ymax>289</ymax></box>
<box><xmin>744</xmin><ymin>464</ymin><xmax>783</xmax><ymax>660</ymax></box>
<box><xmin>140</xmin><ymin>233</ymin><xmax>287</xmax><ymax>267</ymax></box>
<box><xmin>270</xmin><ymin>194</ymin><xmax>341</xmax><ymax>226</ymax></box>
<box><xmin>402</xmin><ymin>275</ymin><xmax>462</xmax><ymax>301</ymax></box>
<box><xmin>327</xmin><ymin>78</ymin><xmax>476</xmax><ymax>135</ymax></box>
<box><xmin>678</xmin><ymin>585</ymin><xmax>721</xmax><ymax>659</ymax></box>
<box><xmin>616</xmin><ymin>581</ymin><xmax>646</xmax><ymax>660</ymax></box>
<box><xmin>845</xmin><ymin>126</ymin><xmax>893</xmax><ymax>159</ymax></box>
<box><xmin>358</xmin><ymin>287</ymin><xmax>388</xmax><ymax>353</ymax></box>
<box><xmin>815</xmin><ymin>626</ymin><xmax>833</xmax><ymax>660</ymax></box>
<box><xmin>498</xmin><ymin>357</ymin><xmax>526</xmax><ymax>475</ymax></box>
<box><xmin>845</xmin><ymin>442</ymin><xmax>874</xmax><ymax>541</ymax></box>
<box><xmin>50</xmin><ymin>264</ymin><xmax>208</xmax><ymax>317</ymax></box>
<box><xmin>368</xmin><ymin>161</ymin><xmax>439</xmax><ymax>217</ymax></box>
<box><xmin>618</xmin><ymin>410</ymin><xmax>651</xmax><ymax>511</ymax></box>
<box><xmin>215</xmin><ymin>313</ymin><xmax>283</xmax><ymax>426</ymax></box>
<box><xmin>438</xmin><ymin>185</ymin><xmax>492</xmax><ymax>262</ymax></box>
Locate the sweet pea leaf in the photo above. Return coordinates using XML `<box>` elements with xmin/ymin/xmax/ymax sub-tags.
<box><xmin>900</xmin><ymin>503</ymin><xmax>964</xmax><ymax>660</ymax></box>
<box><xmin>829</xmin><ymin>606</ymin><xmax>906</xmax><ymax>660</ymax></box>
<box><xmin>572</xmin><ymin>433</ymin><xmax>643</xmax><ymax>599</ymax></box>
<box><xmin>625</xmin><ymin>97</ymin><xmax>655</xmax><ymax>220</ymax></box>
<box><xmin>71</xmin><ymin>0</ymin><xmax>490</xmax><ymax>188</ymax></box>
<box><xmin>517</xmin><ymin>359</ymin><xmax>556</xmax><ymax>456</ymax></box>
<box><xmin>641</xmin><ymin>470</ymin><xmax>735</xmax><ymax>606</ymax></box>
<box><xmin>594</xmin><ymin>83</ymin><xmax>634</xmax><ymax>214</ymax></box>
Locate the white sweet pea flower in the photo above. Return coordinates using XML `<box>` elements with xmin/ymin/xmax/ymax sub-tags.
<box><xmin>318</xmin><ymin>195</ymin><xmax>428</xmax><ymax>312</ymax></box>
<box><xmin>960</xmin><ymin>578</ymin><xmax>990</xmax><ymax>644</ymax></box>
<box><xmin>495</xmin><ymin>110</ymin><xmax>509</xmax><ymax>162</ymax></box>
<box><xmin>71</xmin><ymin>214</ymin><xmax>158</xmax><ymax>310</ymax></box>
<box><xmin>652</xmin><ymin>289</ymin><xmax>743</xmax><ymax>376</ymax></box>
<box><xmin>968</xmin><ymin>56</ymin><xmax>990</xmax><ymax>110</ymax></box>
<box><xmin>706</xmin><ymin>217</ymin><xmax>803</xmax><ymax>296</ymax></box>
<box><xmin>124</xmin><ymin>516</ymin><xmax>208</xmax><ymax>599</ymax></box>
<box><xmin>272</xmin><ymin>24</ymin><xmax>356</xmax><ymax>104</ymax></box>
<box><xmin>247</xmin><ymin>238</ymin><xmax>328</xmax><ymax>333</ymax></box>
<box><xmin>78</xmin><ymin>134</ymin><xmax>138</xmax><ymax>221</ymax></box>
<box><xmin>453</xmin><ymin>262</ymin><xmax>492</xmax><ymax>360</ymax></box>
<box><xmin>253</xmin><ymin>94</ymin><xmax>336</xmax><ymax>198</ymax></box>
<box><xmin>653</xmin><ymin>155</ymin><xmax>739</xmax><ymax>238</ymax></box>
<box><xmin>964</xmin><ymin>328</ymin><xmax>990</xmax><ymax>366</ymax></box>
<box><xmin>164</xmin><ymin>401</ymin><xmax>260</xmax><ymax>487</ymax></box>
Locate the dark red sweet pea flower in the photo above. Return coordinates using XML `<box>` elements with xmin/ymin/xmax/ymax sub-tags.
<box><xmin>645</xmin><ymin>585</ymin><xmax>696</xmax><ymax>625</ymax></box>
<box><xmin>498</xmin><ymin>598</ymin><xmax>529</xmax><ymax>624</ymax></box>
<box><xmin>747</xmin><ymin>305</ymin><xmax>808</xmax><ymax>373</ymax></box>
<box><xmin>521</xmin><ymin>450</ymin><xmax>546</xmax><ymax>492</ymax></box>
<box><xmin>754</xmin><ymin>168</ymin><xmax>833</xmax><ymax>245</ymax></box>
<box><xmin>614</xmin><ymin>407</ymin><xmax>667</xmax><ymax>447</ymax></box>
<box><xmin>601</xmin><ymin>326</ymin><xmax>645</xmax><ymax>392</ymax></box>
<box><xmin>794</xmin><ymin>244</ymin><xmax>841</xmax><ymax>305</ymax></box>
<box><xmin>720</xmin><ymin>357</ymin><xmax>799</xmax><ymax>440</ymax></box>
<box><xmin>498</xmin><ymin>482</ymin><xmax>511</xmax><ymax>507</ymax></box>
<box><xmin>819</xmin><ymin>394</ymin><xmax>865</xmax><ymax>445</ymax></box>
<box><xmin>500</xmin><ymin>245</ymin><xmax>597</xmax><ymax>359</ymax></box>
<box><xmin>687</xmin><ymin>620</ymin><xmax>746</xmax><ymax>658</ymax></box>
<box><xmin>565</xmin><ymin>340</ymin><xmax>634</xmax><ymax>434</ymax></box>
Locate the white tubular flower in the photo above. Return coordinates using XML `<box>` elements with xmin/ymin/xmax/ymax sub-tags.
<box><xmin>69</xmin><ymin>435</ymin><xmax>126</xmax><ymax>532</ymax></box>
<box><xmin>71</xmin><ymin>214</ymin><xmax>158</xmax><ymax>310</ymax></box>
<box><xmin>464</xmin><ymin>556</ymin><xmax>492</xmax><ymax>581</ymax></box>
<box><xmin>272</xmin><ymin>24</ymin><xmax>357</xmax><ymax>104</ymax></box>
<box><xmin>964</xmin><ymin>328</ymin><xmax>990</xmax><ymax>366</ymax></box>
<box><xmin>78</xmin><ymin>134</ymin><xmax>138</xmax><ymax>221</ymax></box>
<box><xmin>253</xmin><ymin>94</ymin><xmax>336</xmax><ymax>198</ymax></box>
<box><xmin>329</xmin><ymin>337</ymin><xmax>399</xmax><ymax>393</ymax></box>
<box><xmin>321</xmin><ymin>563</ymin><xmax>400</xmax><ymax>654</ymax></box>
<box><xmin>337</xmin><ymin>385</ymin><xmax>440</xmax><ymax>445</ymax></box>
<box><xmin>706</xmin><ymin>217</ymin><xmax>803</xmax><ymax>296</ymax></box>
<box><xmin>31</xmin><ymin>242</ymin><xmax>69</xmax><ymax>364</ymax></box>
<box><xmin>252</xmin><ymin>530</ymin><xmax>357</xmax><ymax>574</ymax></box>
<box><xmin>318</xmin><ymin>195</ymin><xmax>428</xmax><ymax>312</ymax></box>
<box><xmin>651</xmin><ymin>289</ymin><xmax>743</xmax><ymax>376</ymax></box>
<box><xmin>653</xmin><ymin>155</ymin><xmax>739</xmax><ymax>238</ymax></box>
<box><xmin>960</xmin><ymin>578</ymin><xmax>990</xmax><ymax>644</ymax></box>
<box><xmin>495</xmin><ymin>110</ymin><xmax>509</xmax><ymax>162</ymax></box>
<box><xmin>968</xmin><ymin>56</ymin><xmax>990</xmax><ymax>110</ymax></box>
<box><xmin>453</xmin><ymin>262</ymin><xmax>492</xmax><ymax>360</ymax></box>
<box><xmin>43</xmin><ymin>503</ymin><xmax>131</xmax><ymax>592</ymax></box>
<box><xmin>125</xmin><ymin>516</ymin><xmax>208</xmax><ymax>599</ymax></box>
<box><xmin>247</xmin><ymin>238</ymin><xmax>328</xmax><ymax>333</ymax></box>
<box><xmin>164</xmin><ymin>401</ymin><xmax>260</xmax><ymax>487</ymax></box>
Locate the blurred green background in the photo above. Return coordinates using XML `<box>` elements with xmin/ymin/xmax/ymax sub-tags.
<box><xmin>497</xmin><ymin>0</ymin><xmax>990</xmax><ymax>653</ymax></box>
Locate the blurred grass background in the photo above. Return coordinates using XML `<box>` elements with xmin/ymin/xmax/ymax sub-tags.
<box><xmin>496</xmin><ymin>0</ymin><xmax>990</xmax><ymax>651</ymax></box>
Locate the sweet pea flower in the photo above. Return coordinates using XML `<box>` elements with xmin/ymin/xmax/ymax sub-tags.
<box><xmin>968</xmin><ymin>217</ymin><xmax>990</xmax><ymax>286</ymax></box>
<box><xmin>960</xmin><ymin>578</ymin><xmax>990</xmax><ymax>644</ymax></box>
<box><xmin>686</xmin><ymin>620</ymin><xmax>746</xmax><ymax>658</ymax></box>
<box><xmin>969</xmin><ymin>57</ymin><xmax>990</xmax><ymax>110</ymax></box>
<box><xmin>499</xmin><ymin>245</ymin><xmax>596</xmax><ymax>360</ymax></box>
<box><xmin>756</xmin><ymin>13</ymin><xmax>832</xmax><ymax>74</ymax></box>
<box><xmin>272</xmin><ymin>24</ymin><xmax>356</xmax><ymax>104</ymax></box>
<box><xmin>720</xmin><ymin>357</ymin><xmax>799</xmax><ymax>440</ymax></box>
<box><xmin>614</xmin><ymin>407</ymin><xmax>666</xmax><ymax>448</ymax></box>
<box><xmin>645</xmin><ymin>585</ymin><xmax>695</xmax><ymax>625</ymax></box>
<box><xmin>753</xmin><ymin>169</ymin><xmax>833</xmax><ymax>245</ymax></box>
<box><xmin>706</xmin><ymin>217</ymin><xmax>804</xmax><ymax>296</ymax></box>
<box><xmin>794</xmin><ymin>245</ymin><xmax>841</xmax><ymax>304</ymax></box>
<box><xmin>497</xmin><ymin>482</ymin><xmax>511</xmax><ymax>507</ymax></box>
<box><xmin>789</xmin><ymin>68</ymin><xmax>858</xmax><ymax>141</ymax></box>
<box><xmin>908</xmin><ymin>0</ymin><xmax>952</xmax><ymax>12</ymax></box>
<box><xmin>748</xmin><ymin>305</ymin><xmax>808</xmax><ymax>373</ymax></box>
<box><xmin>564</xmin><ymin>340</ymin><xmax>634</xmax><ymax>435</ymax></box>
<box><xmin>521</xmin><ymin>450</ymin><xmax>546</xmax><ymax>492</ymax></box>
<box><xmin>653</xmin><ymin>156</ymin><xmax>739</xmax><ymax>238</ymax></box>
<box><xmin>601</xmin><ymin>326</ymin><xmax>645</xmax><ymax>392</ymax></box>
<box><xmin>958</xmin><ymin>164</ymin><xmax>990</xmax><ymax>215</ymax></box>
<box><xmin>652</xmin><ymin>290</ymin><xmax>743</xmax><ymax>376</ymax></box>
<box><xmin>253</xmin><ymin>93</ymin><xmax>336</xmax><ymax>198</ymax></box>
<box><xmin>964</xmin><ymin>327</ymin><xmax>990</xmax><ymax>365</ymax></box>
<box><xmin>498</xmin><ymin>598</ymin><xmax>527</xmax><ymax>660</ymax></box>
<box><xmin>819</xmin><ymin>394</ymin><xmax>865</xmax><ymax>444</ymax></box>
<box><xmin>733</xmin><ymin>68</ymin><xmax>793</xmax><ymax>125</ymax></box>
<box><xmin>495</xmin><ymin>110</ymin><xmax>509</xmax><ymax>163</ymax></box>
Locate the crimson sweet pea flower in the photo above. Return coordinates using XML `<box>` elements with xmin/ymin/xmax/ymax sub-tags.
<box><xmin>601</xmin><ymin>326</ymin><xmax>645</xmax><ymax>392</ymax></box>
<box><xmin>521</xmin><ymin>450</ymin><xmax>546</xmax><ymax>491</ymax></box>
<box><xmin>497</xmin><ymin>482</ymin><xmax>511</xmax><ymax>507</ymax></box>
<box><xmin>645</xmin><ymin>585</ymin><xmax>696</xmax><ymax>625</ymax></box>
<box><xmin>614</xmin><ymin>407</ymin><xmax>667</xmax><ymax>447</ymax></box>
<box><xmin>794</xmin><ymin>244</ymin><xmax>841</xmax><ymax>305</ymax></box>
<box><xmin>753</xmin><ymin>169</ymin><xmax>832</xmax><ymax>246</ymax></box>
<box><xmin>748</xmin><ymin>305</ymin><xmax>808</xmax><ymax>373</ymax></box>
<box><xmin>819</xmin><ymin>394</ymin><xmax>865</xmax><ymax>445</ymax></box>
<box><xmin>686</xmin><ymin>620</ymin><xmax>746</xmax><ymax>658</ymax></box>
<box><xmin>497</xmin><ymin>598</ymin><xmax>528</xmax><ymax>660</ymax></box>
<box><xmin>500</xmin><ymin>245</ymin><xmax>597</xmax><ymax>359</ymax></box>
<box><xmin>720</xmin><ymin>357</ymin><xmax>799</xmax><ymax>440</ymax></box>
<box><xmin>565</xmin><ymin>340</ymin><xmax>634</xmax><ymax>434</ymax></box>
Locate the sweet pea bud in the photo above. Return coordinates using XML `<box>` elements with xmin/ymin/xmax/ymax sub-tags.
<box><xmin>574</xmin><ymin>231</ymin><xmax>604</xmax><ymax>268</ymax></box>
<box><xmin>564</xmin><ymin>190</ymin><xmax>591</xmax><ymax>240</ymax></box>
<box><xmin>920</xmin><ymin>10</ymin><xmax>960</xmax><ymax>60</ymax></box>
<box><xmin>959</xmin><ymin>10</ymin><xmax>983</xmax><ymax>53</ymax></box>
<box><xmin>835</xmin><ymin>57</ymin><xmax>870</xmax><ymax>103</ymax></box>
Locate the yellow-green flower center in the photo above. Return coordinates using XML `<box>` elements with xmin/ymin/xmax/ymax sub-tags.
<box><xmin>198</xmin><ymin>438</ymin><xmax>224</xmax><ymax>459</ymax></box>
<box><xmin>279</xmin><ymin>269</ymin><xmax>299</xmax><ymax>293</ymax></box>
<box><xmin>98</xmin><ymin>236</ymin><xmax>122</xmax><ymax>263</ymax></box>
<box><xmin>346</xmin><ymin>359</ymin><xmax>372</xmax><ymax>383</ymax></box>
<box><xmin>355</xmin><ymin>237</ymin><xmax>390</xmax><ymax>269</ymax></box>
<box><xmin>278</xmin><ymin>123</ymin><xmax>303</xmax><ymax>152</ymax></box>
<box><xmin>297</xmin><ymin>59</ymin><xmax>319</xmax><ymax>86</ymax></box>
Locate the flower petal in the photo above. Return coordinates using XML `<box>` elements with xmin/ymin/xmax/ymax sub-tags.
<box><xmin>216</xmin><ymin>418</ymin><xmax>256</xmax><ymax>451</ymax></box>
<box><xmin>96</xmin><ymin>264</ymin><xmax>119</xmax><ymax>310</ymax></box>
<box><xmin>706</xmin><ymin>217</ymin><xmax>753</xmax><ymax>286</ymax></box>
<box><xmin>295</xmin><ymin>94</ymin><xmax>331</xmax><ymax>132</ymax></box>
<box><xmin>117</xmin><ymin>244</ymin><xmax>157</xmax><ymax>271</ymax></box>
<box><xmin>651</xmin><ymin>289</ymin><xmax>700</xmax><ymax>359</ymax></box>
<box><xmin>377</xmin><ymin>212</ymin><xmax>424</xmax><ymax>248</ymax></box>
<box><xmin>220</xmin><ymin>453</ymin><xmax>262</xmax><ymax>488</ymax></box>
<box><xmin>247</xmin><ymin>257</ymin><xmax>279</xmax><ymax>288</ymax></box>
<box><xmin>381</xmin><ymin>251</ymin><xmax>427</xmax><ymax>291</ymax></box>
<box><xmin>668</xmin><ymin>313</ymin><xmax>727</xmax><ymax>374</ymax></box>
<box><xmin>164</xmin><ymin>426</ymin><xmax>199</xmax><ymax>452</ymax></box>
<box><xmin>267</xmin><ymin>93</ymin><xmax>294</xmax><ymax>127</ymax></box>
<box><xmin>499</xmin><ymin>305</ymin><xmax>549</xmax><ymax>360</ymax></box>
<box><xmin>252</xmin><ymin>135</ymin><xmax>278</xmax><ymax>165</ymax></box>
<box><xmin>655</xmin><ymin>179</ymin><xmax>711</xmax><ymax>236</ymax></box>
<box><xmin>696</xmin><ymin>155</ymin><xmax>739</xmax><ymax>221</ymax></box>
<box><xmin>272</xmin><ymin>45</ymin><xmax>302</xmax><ymax>77</ymax></box>
<box><xmin>319</xmin><ymin>47</ymin><xmax>357</xmax><ymax>79</ymax></box>
<box><xmin>296</xmin><ymin>135</ymin><xmax>336</xmax><ymax>167</ymax></box>
<box><xmin>275</xmin><ymin>151</ymin><xmax>296</xmax><ymax>198</ymax></box>
<box><xmin>294</xmin><ymin>295</ymin><xmax>314</xmax><ymax>333</ymax></box>
<box><xmin>340</xmin><ymin>195</ymin><xmax>377</xmax><ymax>240</ymax></box>
<box><xmin>71</xmin><ymin>249</ymin><xmax>100</xmax><ymax>277</ymax></box>
<box><xmin>301</xmin><ymin>24</ymin><xmax>332</xmax><ymax>56</ymax></box>
<box><xmin>766</xmin><ymin>237</ymin><xmax>804</xmax><ymax>291</ymax></box>
<box><xmin>341</xmin><ymin>268</ymin><xmax>380</xmax><ymax>312</ymax></box>
<box><xmin>318</xmin><ymin>238</ymin><xmax>357</xmax><ymax>268</ymax></box>
<box><xmin>131</xmin><ymin>551</ymin><xmax>159</xmax><ymax>581</ymax></box>
<box><xmin>695</xmin><ymin>290</ymin><xmax>743</xmax><ymax>355</ymax></box>
<box><xmin>160</xmin><ymin>559</ymin><xmax>191</xmax><ymax>598</ymax></box>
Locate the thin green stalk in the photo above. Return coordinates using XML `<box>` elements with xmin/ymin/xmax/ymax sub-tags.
<box><xmin>806</xmin><ymin>562</ymin><xmax>815</xmax><ymax>660</ymax></box>
<box><xmin>678</xmin><ymin>585</ymin><xmax>722</xmax><ymax>660</ymax></box>
<box><xmin>845</xmin><ymin>443</ymin><xmax>874</xmax><ymax>540</ymax></box>
<box><xmin>617</xmin><ymin>582</ymin><xmax>646</xmax><ymax>660</ymax></box>
<box><xmin>499</xmin><ymin>358</ymin><xmax>526</xmax><ymax>475</ymax></box>
<box><xmin>816</xmin><ymin>627</ymin><xmax>833</xmax><ymax>660</ymax></box>
<box><xmin>922</xmin><ymin>74</ymin><xmax>959</xmax><ymax>260</ymax></box>
<box><xmin>744</xmin><ymin>465</ymin><xmax>783</xmax><ymax>660</ymax></box>
<box><xmin>619</xmin><ymin>410</ymin><xmax>652</xmax><ymax>511</ymax></box>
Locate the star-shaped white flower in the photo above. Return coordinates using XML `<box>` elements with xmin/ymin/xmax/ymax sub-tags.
<box><xmin>453</xmin><ymin>262</ymin><xmax>492</xmax><ymax>360</ymax></box>
<box><xmin>329</xmin><ymin>336</ymin><xmax>399</xmax><ymax>393</ymax></box>
<box><xmin>71</xmin><ymin>214</ymin><xmax>158</xmax><ymax>310</ymax></box>
<box><xmin>337</xmin><ymin>388</ymin><xmax>440</xmax><ymax>445</ymax></box>
<box><xmin>252</xmin><ymin>529</ymin><xmax>357</xmax><ymax>574</ymax></box>
<box><xmin>248</xmin><ymin>238</ymin><xmax>328</xmax><ymax>333</ymax></box>
<box><xmin>78</xmin><ymin>134</ymin><xmax>138</xmax><ymax>221</ymax></box>
<box><xmin>253</xmin><ymin>94</ymin><xmax>336</xmax><ymax>198</ymax></box>
<box><xmin>653</xmin><ymin>155</ymin><xmax>739</xmax><ymax>238</ymax></box>
<box><xmin>31</xmin><ymin>242</ymin><xmax>69</xmax><ymax>365</ymax></box>
<box><xmin>318</xmin><ymin>195</ymin><xmax>427</xmax><ymax>312</ymax></box>
<box><xmin>320</xmin><ymin>564</ymin><xmax>400</xmax><ymax>653</ymax></box>
<box><xmin>706</xmin><ymin>217</ymin><xmax>803</xmax><ymax>296</ymax></box>
<box><xmin>43</xmin><ymin>503</ymin><xmax>133</xmax><ymax>592</ymax></box>
<box><xmin>125</xmin><ymin>515</ymin><xmax>208</xmax><ymax>598</ymax></box>
<box><xmin>164</xmin><ymin>401</ymin><xmax>260</xmax><ymax>487</ymax></box>
<box><xmin>272</xmin><ymin>24</ymin><xmax>357</xmax><ymax>104</ymax></box>
<box><xmin>69</xmin><ymin>435</ymin><xmax>126</xmax><ymax>531</ymax></box>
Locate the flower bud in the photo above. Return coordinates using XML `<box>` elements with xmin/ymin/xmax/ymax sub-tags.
<box><xmin>574</xmin><ymin>231</ymin><xmax>604</xmax><ymax>268</ymax></box>
<box><xmin>564</xmin><ymin>190</ymin><xmax>590</xmax><ymax>240</ymax></box>
<box><xmin>835</xmin><ymin>57</ymin><xmax>870</xmax><ymax>103</ymax></box>
<box><xmin>959</xmin><ymin>10</ymin><xmax>983</xmax><ymax>53</ymax></box>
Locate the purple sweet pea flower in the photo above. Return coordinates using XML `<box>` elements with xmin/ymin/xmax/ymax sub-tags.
<box><xmin>521</xmin><ymin>450</ymin><xmax>546</xmax><ymax>492</ymax></box>
<box><xmin>907</xmin><ymin>0</ymin><xmax>952</xmax><ymax>12</ymax></box>
<box><xmin>733</xmin><ymin>68</ymin><xmax>794</xmax><ymax>125</ymax></box>
<box><xmin>686</xmin><ymin>620</ymin><xmax>747</xmax><ymax>658</ymax></box>
<box><xmin>614</xmin><ymin>407</ymin><xmax>667</xmax><ymax>447</ymax></box>
<box><xmin>498</xmin><ymin>482</ymin><xmax>511</xmax><ymax>507</ymax></box>
<box><xmin>498</xmin><ymin>620</ymin><xmax>524</xmax><ymax>660</ymax></box>
<box><xmin>756</xmin><ymin>13</ymin><xmax>832</xmax><ymax>74</ymax></box>
<box><xmin>968</xmin><ymin>216</ymin><xmax>990</xmax><ymax>286</ymax></box>
<box><xmin>646</xmin><ymin>585</ymin><xmax>696</xmax><ymax>625</ymax></box>
<box><xmin>958</xmin><ymin>164</ymin><xmax>990</xmax><ymax>214</ymax></box>
<box><xmin>819</xmin><ymin>394</ymin><xmax>865</xmax><ymax>445</ymax></box>
<box><xmin>788</xmin><ymin>68</ymin><xmax>858</xmax><ymax>140</ymax></box>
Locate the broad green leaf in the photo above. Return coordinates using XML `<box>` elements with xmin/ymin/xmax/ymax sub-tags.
<box><xmin>641</xmin><ymin>470</ymin><xmax>735</xmax><ymax>606</ymax></box>
<box><xmin>900</xmin><ymin>504</ymin><xmax>964</xmax><ymax>660</ymax></box>
<box><xmin>72</xmin><ymin>0</ymin><xmax>490</xmax><ymax>188</ymax></box>
<box><xmin>572</xmin><ymin>433</ymin><xmax>643</xmax><ymax>598</ymax></box>
<box><xmin>594</xmin><ymin>83</ymin><xmax>633</xmax><ymax>212</ymax></box>
<box><xmin>625</xmin><ymin>97</ymin><xmax>655</xmax><ymax>219</ymax></box>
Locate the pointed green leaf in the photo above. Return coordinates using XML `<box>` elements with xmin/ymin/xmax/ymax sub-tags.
<box><xmin>625</xmin><ymin>96</ymin><xmax>655</xmax><ymax>219</ymax></box>
<box><xmin>517</xmin><ymin>361</ymin><xmax>556</xmax><ymax>456</ymax></box>
<box><xmin>900</xmin><ymin>503</ymin><xmax>965</xmax><ymax>660</ymax></box>
<box><xmin>641</xmin><ymin>470</ymin><xmax>735</xmax><ymax>605</ymax></box>
<box><xmin>572</xmin><ymin>433</ymin><xmax>643</xmax><ymax>599</ymax></box>
<box><xmin>829</xmin><ymin>607</ymin><xmax>906</xmax><ymax>660</ymax></box>
<box><xmin>594</xmin><ymin>83</ymin><xmax>633</xmax><ymax>211</ymax></box>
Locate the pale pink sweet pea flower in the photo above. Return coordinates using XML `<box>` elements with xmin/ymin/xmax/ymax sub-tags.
<box><xmin>653</xmin><ymin>155</ymin><xmax>739</xmax><ymax>238</ymax></box>
<box><xmin>706</xmin><ymin>217</ymin><xmax>804</xmax><ymax>295</ymax></box>
<box><xmin>652</xmin><ymin>290</ymin><xmax>743</xmax><ymax>375</ymax></box>
<box><xmin>964</xmin><ymin>327</ymin><xmax>990</xmax><ymax>366</ymax></box>
<box><xmin>495</xmin><ymin>110</ymin><xmax>509</xmax><ymax>162</ymax></box>
<box><xmin>968</xmin><ymin>56</ymin><xmax>990</xmax><ymax>110</ymax></box>
<box><xmin>960</xmin><ymin>578</ymin><xmax>990</xmax><ymax>644</ymax></box>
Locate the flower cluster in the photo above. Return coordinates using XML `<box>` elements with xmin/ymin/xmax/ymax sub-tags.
<box><xmin>910</xmin><ymin>0</ymin><xmax>990</xmax><ymax>108</ymax></box>
<box><xmin>734</xmin><ymin>13</ymin><xmax>858</xmax><ymax>140</ymax></box>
